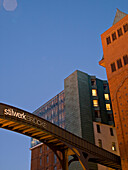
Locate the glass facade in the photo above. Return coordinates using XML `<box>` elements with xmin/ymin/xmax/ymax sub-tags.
<box><xmin>31</xmin><ymin>90</ymin><xmax>65</xmax><ymax>147</ymax></box>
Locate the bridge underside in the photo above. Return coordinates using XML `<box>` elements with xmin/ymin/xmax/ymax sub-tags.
<box><xmin>0</xmin><ymin>103</ymin><xmax>122</xmax><ymax>170</ymax></box>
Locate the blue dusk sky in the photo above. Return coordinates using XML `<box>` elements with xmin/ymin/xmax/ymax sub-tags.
<box><xmin>0</xmin><ymin>0</ymin><xmax>127</xmax><ymax>170</ymax></box>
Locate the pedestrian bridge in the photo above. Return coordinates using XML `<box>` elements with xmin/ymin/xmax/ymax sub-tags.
<box><xmin>0</xmin><ymin>103</ymin><xmax>121</xmax><ymax>170</ymax></box>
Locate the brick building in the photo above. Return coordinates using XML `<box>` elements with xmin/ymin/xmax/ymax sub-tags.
<box><xmin>30</xmin><ymin>70</ymin><xmax>119</xmax><ymax>170</ymax></box>
<box><xmin>99</xmin><ymin>9</ymin><xmax>128</xmax><ymax>170</ymax></box>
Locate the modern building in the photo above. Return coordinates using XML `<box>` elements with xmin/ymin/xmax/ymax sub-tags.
<box><xmin>30</xmin><ymin>70</ymin><xmax>119</xmax><ymax>170</ymax></box>
<box><xmin>99</xmin><ymin>9</ymin><xmax>128</xmax><ymax>169</ymax></box>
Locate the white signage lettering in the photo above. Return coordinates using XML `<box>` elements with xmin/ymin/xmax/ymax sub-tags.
<box><xmin>4</xmin><ymin>109</ymin><xmax>26</xmax><ymax>120</ymax></box>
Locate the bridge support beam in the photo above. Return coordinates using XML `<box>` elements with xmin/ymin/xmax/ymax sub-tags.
<box><xmin>62</xmin><ymin>150</ymin><xmax>69</xmax><ymax>170</ymax></box>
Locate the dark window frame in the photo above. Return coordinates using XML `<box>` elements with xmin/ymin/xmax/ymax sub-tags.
<box><xmin>123</xmin><ymin>23</ymin><xmax>128</xmax><ymax>33</ymax></box>
<box><xmin>106</xmin><ymin>36</ymin><xmax>111</xmax><ymax>45</ymax></box>
<box><xmin>117</xmin><ymin>28</ymin><xmax>123</xmax><ymax>37</ymax></box>
<box><xmin>123</xmin><ymin>55</ymin><xmax>128</xmax><ymax>65</ymax></box>
<box><xmin>111</xmin><ymin>62</ymin><xmax>116</xmax><ymax>72</ymax></box>
<box><xmin>110</xmin><ymin>128</ymin><xmax>114</xmax><ymax>136</ymax></box>
<box><xmin>112</xmin><ymin>32</ymin><xmax>117</xmax><ymax>41</ymax></box>
<box><xmin>97</xmin><ymin>124</ymin><xmax>101</xmax><ymax>133</ymax></box>
<box><xmin>117</xmin><ymin>58</ymin><xmax>122</xmax><ymax>69</ymax></box>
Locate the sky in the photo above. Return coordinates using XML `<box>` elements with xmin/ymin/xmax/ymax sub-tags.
<box><xmin>0</xmin><ymin>0</ymin><xmax>128</xmax><ymax>170</ymax></box>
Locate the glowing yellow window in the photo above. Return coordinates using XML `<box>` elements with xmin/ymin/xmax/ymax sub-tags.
<box><xmin>106</xmin><ymin>104</ymin><xmax>111</xmax><ymax>110</ymax></box>
<box><xmin>93</xmin><ymin>100</ymin><xmax>98</xmax><ymax>107</ymax></box>
<box><xmin>92</xmin><ymin>89</ymin><xmax>97</xmax><ymax>96</ymax></box>
<box><xmin>104</xmin><ymin>94</ymin><xmax>109</xmax><ymax>100</ymax></box>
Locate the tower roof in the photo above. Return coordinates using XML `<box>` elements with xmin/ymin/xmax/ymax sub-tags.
<box><xmin>113</xmin><ymin>8</ymin><xmax>127</xmax><ymax>25</ymax></box>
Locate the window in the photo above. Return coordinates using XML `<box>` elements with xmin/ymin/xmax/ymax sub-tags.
<box><xmin>110</xmin><ymin>128</ymin><xmax>114</xmax><ymax>136</ymax></box>
<box><xmin>108</xmin><ymin>114</ymin><xmax>113</xmax><ymax>121</ymax></box>
<box><xmin>92</xmin><ymin>89</ymin><xmax>97</xmax><ymax>96</ymax></box>
<box><xmin>40</xmin><ymin>157</ymin><xmax>42</xmax><ymax>166</ymax></box>
<box><xmin>111</xmin><ymin>63</ymin><xmax>116</xmax><ymax>72</ymax></box>
<box><xmin>106</xmin><ymin>104</ymin><xmax>111</xmax><ymax>110</ymax></box>
<box><xmin>46</xmin><ymin>155</ymin><xmax>49</xmax><ymax>163</ymax></box>
<box><xmin>97</xmin><ymin>124</ymin><xmax>101</xmax><ymax>133</ymax></box>
<box><xmin>98</xmin><ymin>139</ymin><xmax>102</xmax><ymax>148</ymax></box>
<box><xmin>112</xmin><ymin>142</ymin><xmax>116</xmax><ymax>151</ymax></box>
<box><xmin>54</xmin><ymin>154</ymin><xmax>57</xmax><ymax>164</ymax></box>
<box><xmin>95</xmin><ymin>110</ymin><xmax>101</xmax><ymax>118</ymax></box>
<box><xmin>106</xmin><ymin>36</ymin><xmax>111</xmax><ymax>45</ymax></box>
<box><xmin>117</xmin><ymin>59</ymin><xmax>122</xmax><ymax>69</ymax></box>
<box><xmin>103</xmin><ymin>84</ymin><xmax>108</xmax><ymax>90</ymax></box>
<box><xmin>123</xmin><ymin>23</ymin><xmax>128</xmax><ymax>33</ymax></box>
<box><xmin>40</xmin><ymin>146</ymin><xmax>42</xmax><ymax>153</ymax></box>
<box><xmin>123</xmin><ymin>55</ymin><xmax>128</xmax><ymax>65</ymax></box>
<box><xmin>93</xmin><ymin>100</ymin><xmax>98</xmax><ymax>107</ymax></box>
<box><xmin>91</xmin><ymin>79</ymin><xmax>96</xmax><ymax>86</ymax></box>
<box><xmin>54</xmin><ymin>166</ymin><xmax>57</xmax><ymax>170</ymax></box>
<box><xmin>112</xmin><ymin>32</ymin><xmax>117</xmax><ymax>41</ymax></box>
<box><xmin>104</xmin><ymin>94</ymin><xmax>109</xmax><ymax>100</ymax></box>
<box><xmin>117</xmin><ymin>28</ymin><xmax>123</xmax><ymax>37</ymax></box>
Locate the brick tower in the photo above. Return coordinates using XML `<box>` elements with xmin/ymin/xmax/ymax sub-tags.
<box><xmin>99</xmin><ymin>9</ymin><xmax>128</xmax><ymax>169</ymax></box>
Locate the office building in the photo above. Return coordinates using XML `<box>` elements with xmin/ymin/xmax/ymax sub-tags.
<box><xmin>30</xmin><ymin>70</ymin><xmax>118</xmax><ymax>170</ymax></box>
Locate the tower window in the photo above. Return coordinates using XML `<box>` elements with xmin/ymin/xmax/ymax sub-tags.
<box><xmin>93</xmin><ymin>100</ymin><xmax>98</xmax><ymax>107</ymax></box>
<box><xmin>106</xmin><ymin>104</ymin><xmax>111</xmax><ymax>110</ymax></box>
<box><xmin>117</xmin><ymin>59</ymin><xmax>122</xmax><ymax>69</ymax></box>
<box><xmin>108</xmin><ymin>114</ymin><xmax>113</xmax><ymax>121</ymax></box>
<box><xmin>117</xmin><ymin>28</ymin><xmax>123</xmax><ymax>37</ymax></box>
<box><xmin>123</xmin><ymin>23</ymin><xmax>128</xmax><ymax>33</ymax></box>
<box><xmin>97</xmin><ymin>124</ymin><xmax>101</xmax><ymax>133</ymax></box>
<box><xmin>98</xmin><ymin>139</ymin><xmax>102</xmax><ymax>148</ymax></box>
<box><xmin>111</xmin><ymin>62</ymin><xmax>116</xmax><ymax>72</ymax></box>
<box><xmin>104</xmin><ymin>94</ymin><xmax>109</xmax><ymax>100</ymax></box>
<box><xmin>92</xmin><ymin>89</ymin><xmax>97</xmax><ymax>96</ymax></box>
<box><xmin>112</xmin><ymin>142</ymin><xmax>116</xmax><ymax>151</ymax></box>
<box><xmin>112</xmin><ymin>32</ymin><xmax>117</xmax><ymax>41</ymax></box>
<box><xmin>123</xmin><ymin>55</ymin><xmax>128</xmax><ymax>65</ymax></box>
<box><xmin>91</xmin><ymin>79</ymin><xmax>96</xmax><ymax>86</ymax></box>
<box><xmin>103</xmin><ymin>84</ymin><xmax>108</xmax><ymax>90</ymax></box>
<box><xmin>95</xmin><ymin>110</ymin><xmax>101</xmax><ymax>118</ymax></box>
<box><xmin>106</xmin><ymin>36</ymin><xmax>111</xmax><ymax>45</ymax></box>
<box><xmin>110</xmin><ymin>128</ymin><xmax>114</xmax><ymax>136</ymax></box>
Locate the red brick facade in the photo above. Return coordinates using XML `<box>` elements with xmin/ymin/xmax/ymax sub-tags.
<box><xmin>31</xmin><ymin>143</ymin><xmax>62</xmax><ymax>170</ymax></box>
<box><xmin>99</xmin><ymin>12</ymin><xmax>128</xmax><ymax>169</ymax></box>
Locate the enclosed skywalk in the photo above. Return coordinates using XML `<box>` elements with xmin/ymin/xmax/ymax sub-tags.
<box><xmin>0</xmin><ymin>103</ymin><xmax>121</xmax><ymax>170</ymax></box>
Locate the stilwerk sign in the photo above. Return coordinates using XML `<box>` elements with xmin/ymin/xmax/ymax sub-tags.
<box><xmin>3</xmin><ymin>107</ymin><xmax>47</xmax><ymax>129</ymax></box>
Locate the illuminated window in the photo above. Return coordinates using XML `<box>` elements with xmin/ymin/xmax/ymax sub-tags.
<box><xmin>104</xmin><ymin>94</ymin><xmax>109</xmax><ymax>100</ymax></box>
<box><xmin>117</xmin><ymin>28</ymin><xmax>123</xmax><ymax>37</ymax></box>
<box><xmin>112</xmin><ymin>142</ymin><xmax>116</xmax><ymax>151</ymax></box>
<box><xmin>92</xmin><ymin>89</ymin><xmax>97</xmax><ymax>96</ymax></box>
<box><xmin>112</xmin><ymin>32</ymin><xmax>117</xmax><ymax>41</ymax></box>
<box><xmin>106</xmin><ymin>36</ymin><xmax>111</xmax><ymax>45</ymax></box>
<box><xmin>93</xmin><ymin>100</ymin><xmax>98</xmax><ymax>107</ymax></box>
<box><xmin>106</xmin><ymin>104</ymin><xmax>111</xmax><ymax>110</ymax></box>
<box><xmin>98</xmin><ymin>139</ymin><xmax>102</xmax><ymax>148</ymax></box>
